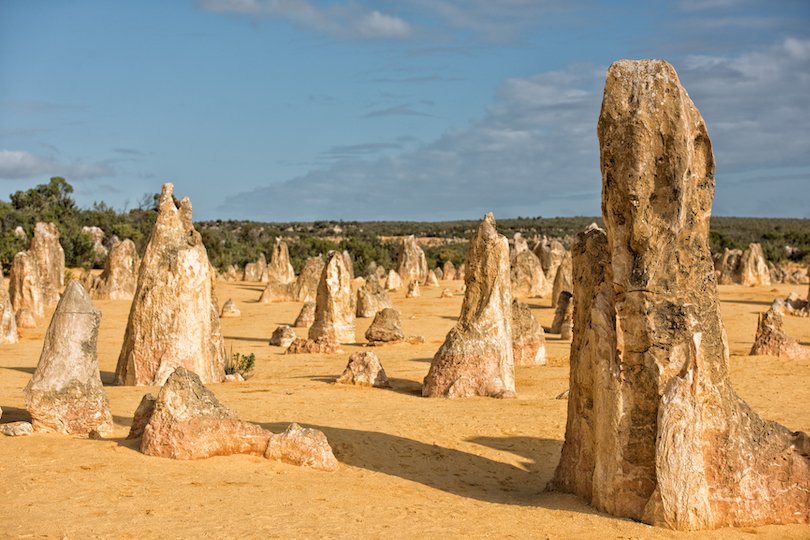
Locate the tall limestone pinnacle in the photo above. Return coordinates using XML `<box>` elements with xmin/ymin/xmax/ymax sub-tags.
<box><xmin>24</xmin><ymin>281</ymin><xmax>112</xmax><ymax>435</ymax></box>
<box><xmin>115</xmin><ymin>183</ymin><xmax>225</xmax><ymax>386</ymax></box>
<box><xmin>549</xmin><ymin>59</ymin><xmax>810</xmax><ymax>530</ymax></box>
<box><xmin>422</xmin><ymin>213</ymin><xmax>515</xmax><ymax>398</ymax></box>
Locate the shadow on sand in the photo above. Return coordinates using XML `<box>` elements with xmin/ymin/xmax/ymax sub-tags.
<box><xmin>0</xmin><ymin>405</ymin><xmax>31</xmax><ymax>423</ymax></box>
<box><xmin>301</xmin><ymin>375</ymin><xmax>424</xmax><ymax>397</ymax></box>
<box><xmin>6</xmin><ymin>365</ymin><xmax>117</xmax><ymax>385</ymax></box>
<box><xmin>257</xmin><ymin>421</ymin><xmax>583</xmax><ymax>508</ymax></box>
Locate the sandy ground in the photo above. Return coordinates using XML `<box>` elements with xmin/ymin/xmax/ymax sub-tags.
<box><xmin>1</xmin><ymin>277</ymin><xmax>809</xmax><ymax>539</ymax></box>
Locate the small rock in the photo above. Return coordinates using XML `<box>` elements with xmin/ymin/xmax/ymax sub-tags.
<box><xmin>0</xmin><ymin>421</ymin><xmax>33</xmax><ymax>436</ymax></box>
<box><xmin>336</xmin><ymin>351</ymin><xmax>391</xmax><ymax>388</ymax></box>
<box><xmin>264</xmin><ymin>423</ymin><xmax>339</xmax><ymax>472</ymax></box>
<box><xmin>269</xmin><ymin>325</ymin><xmax>297</xmax><ymax>347</ymax></box>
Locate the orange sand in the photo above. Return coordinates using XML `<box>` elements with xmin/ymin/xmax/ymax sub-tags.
<box><xmin>1</xmin><ymin>278</ymin><xmax>808</xmax><ymax>539</ymax></box>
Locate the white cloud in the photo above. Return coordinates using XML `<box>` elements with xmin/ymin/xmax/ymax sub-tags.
<box><xmin>197</xmin><ymin>0</ymin><xmax>411</xmax><ymax>39</ymax></box>
<box><xmin>219</xmin><ymin>36</ymin><xmax>810</xmax><ymax>220</ymax></box>
<box><xmin>0</xmin><ymin>149</ymin><xmax>113</xmax><ymax>180</ymax></box>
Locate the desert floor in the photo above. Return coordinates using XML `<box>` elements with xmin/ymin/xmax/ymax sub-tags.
<box><xmin>1</xmin><ymin>278</ymin><xmax>809</xmax><ymax>539</ymax></box>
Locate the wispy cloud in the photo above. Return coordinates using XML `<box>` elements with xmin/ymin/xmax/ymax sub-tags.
<box><xmin>319</xmin><ymin>142</ymin><xmax>404</xmax><ymax>160</ymax></box>
<box><xmin>197</xmin><ymin>0</ymin><xmax>412</xmax><ymax>39</ymax></box>
<box><xmin>0</xmin><ymin>149</ymin><xmax>114</xmax><ymax>180</ymax></box>
<box><xmin>362</xmin><ymin>104</ymin><xmax>437</xmax><ymax>118</ymax></box>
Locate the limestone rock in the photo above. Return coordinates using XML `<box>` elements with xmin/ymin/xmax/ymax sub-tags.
<box><xmin>220</xmin><ymin>299</ymin><xmax>240</xmax><ymax>318</ymax></box>
<box><xmin>91</xmin><ymin>239</ymin><xmax>139</xmax><ymax>300</ymax></box>
<box><xmin>440</xmin><ymin>288</ymin><xmax>453</xmax><ymax>298</ymax></box>
<box><xmin>550</xmin><ymin>59</ymin><xmax>810</xmax><ymax>531</ymax></box>
<box><xmin>23</xmin><ymin>281</ymin><xmax>113</xmax><ymax>436</ymax></box>
<box><xmin>442</xmin><ymin>261</ymin><xmax>456</xmax><ymax>281</ymax></box>
<box><xmin>81</xmin><ymin>225</ymin><xmax>108</xmax><ymax>266</ymax></box>
<box><xmin>365</xmin><ymin>308</ymin><xmax>405</xmax><ymax>343</ymax></box>
<box><xmin>336</xmin><ymin>351</ymin><xmax>391</xmax><ymax>388</ymax></box>
<box><xmin>29</xmin><ymin>222</ymin><xmax>65</xmax><ymax>307</ymax></box>
<box><xmin>434</xmin><ymin>267</ymin><xmax>444</xmax><ymax>280</ymax></box>
<box><xmin>356</xmin><ymin>278</ymin><xmax>393</xmax><ymax>318</ymax></box>
<box><xmin>783</xmin><ymin>292</ymin><xmax>809</xmax><ymax>317</ymax></box>
<box><xmin>551</xmin><ymin>251</ymin><xmax>573</xmax><ymax>308</ymax></box>
<box><xmin>406</xmin><ymin>280</ymin><xmax>420</xmax><ymax>298</ymax></box>
<box><xmin>223</xmin><ymin>265</ymin><xmax>240</xmax><ymax>281</ymax></box>
<box><xmin>308</xmin><ymin>251</ymin><xmax>355</xmax><ymax>344</ymax></box>
<box><xmin>264</xmin><ymin>423</ymin><xmax>339</xmax><ymax>472</ymax></box>
<box><xmin>286</xmin><ymin>337</ymin><xmax>342</xmax><ymax>354</ymax></box>
<box><xmin>79</xmin><ymin>268</ymin><xmax>97</xmax><ymax>292</ymax></box>
<box><xmin>342</xmin><ymin>250</ymin><xmax>354</xmax><ymax>280</ymax></box>
<box><xmin>115</xmin><ymin>183</ymin><xmax>225</xmax><ymax>386</ymax></box>
<box><xmin>749</xmin><ymin>301</ymin><xmax>810</xmax><ymax>359</ymax></box>
<box><xmin>384</xmin><ymin>269</ymin><xmax>402</xmax><ymax>291</ymax></box>
<box><xmin>269</xmin><ymin>325</ymin><xmax>297</xmax><ymax>347</ymax></box>
<box><xmin>293</xmin><ymin>302</ymin><xmax>316</xmax><ymax>327</ymax></box>
<box><xmin>15</xmin><ymin>308</ymin><xmax>36</xmax><ymax>329</ymax></box>
<box><xmin>510</xmin><ymin>250</ymin><xmax>546</xmax><ymax>298</ymax></box>
<box><xmin>512</xmin><ymin>300</ymin><xmax>546</xmax><ymax>366</ymax></box>
<box><xmin>717</xmin><ymin>248</ymin><xmax>743</xmax><ymax>284</ymax></box>
<box><xmin>0</xmin><ymin>421</ymin><xmax>33</xmax><ymax>436</ymax></box>
<box><xmin>9</xmin><ymin>250</ymin><xmax>44</xmax><ymax>319</ymax></box>
<box><xmin>243</xmin><ymin>253</ymin><xmax>267</xmax><ymax>282</ymax></box>
<box><xmin>396</xmin><ymin>235</ymin><xmax>428</xmax><ymax>285</ymax></box>
<box><xmin>140</xmin><ymin>367</ymin><xmax>270</xmax><ymax>459</ymax></box>
<box><xmin>549</xmin><ymin>291</ymin><xmax>573</xmax><ymax>334</ymax></box>
<box><xmin>456</xmin><ymin>263</ymin><xmax>466</xmax><ymax>281</ymax></box>
<box><xmin>0</xmin><ymin>266</ymin><xmax>18</xmax><ymax>344</ymax></box>
<box><xmin>127</xmin><ymin>393</ymin><xmax>156</xmax><ymax>439</ymax></box>
<box><xmin>423</xmin><ymin>213</ymin><xmax>515</xmax><ymax>399</ymax></box>
<box><xmin>293</xmin><ymin>256</ymin><xmax>325</xmax><ymax>303</ymax></box>
<box><xmin>536</xmin><ymin>239</ymin><xmax>566</xmax><ymax>279</ymax></box>
<box><xmin>739</xmin><ymin>243</ymin><xmax>771</xmax><ymax>287</ymax></box>
<box><xmin>267</xmin><ymin>238</ymin><xmax>296</xmax><ymax>285</ymax></box>
<box><xmin>512</xmin><ymin>233</ymin><xmax>529</xmax><ymax>254</ymax></box>
<box><xmin>424</xmin><ymin>269</ymin><xmax>440</xmax><ymax>287</ymax></box>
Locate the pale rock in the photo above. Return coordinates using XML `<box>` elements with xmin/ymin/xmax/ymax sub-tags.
<box><xmin>220</xmin><ymin>299</ymin><xmax>241</xmax><ymax>318</ymax></box>
<box><xmin>510</xmin><ymin>249</ymin><xmax>546</xmax><ymax>298</ymax></box>
<box><xmin>91</xmin><ymin>239</ymin><xmax>139</xmax><ymax>300</ymax></box>
<box><xmin>336</xmin><ymin>351</ymin><xmax>390</xmax><ymax>388</ymax></box>
<box><xmin>264</xmin><ymin>423</ymin><xmax>339</xmax><ymax>472</ymax></box>
<box><xmin>749</xmin><ymin>301</ymin><xmax>810</xmax><ymax>359</ymax></box>
<box><xmin>384</xmin><ymin>269</ymin><xmax>403</xmax><ymax>291</ymax></box>
<box><xmin>551</xmin><ymin>251</ymin><xmax>573</xmax><ymax>308</ymax></box>
<box><xmin>739</xmin><ymin>243</ymin><xmax>771</xmax><ymax>287</ymax></box>
<box><xmin>286</xmin><ymin>337</ymin><xmax>342</xmax><ymax>354</ymax></box>
<box><xmin>0</xmin><ymin>266</ymin><xmax>18</xmax><ymax>344</ymax></box>
<box><xmin>406</xmin><ymin>280</ymin><xmax>420</xmax><ymax>298</ymax></box>
<box><xmin>115</xmin><ymin>183</ymin><xmax>225</xmax><ymax>386</ymax></box>
<box><xmin>9</xmin><ymin>250</ymin><xmax>44</xmax><ymax>319</ymax></box>
<box><xmin>15</xmin><ymin>308</ymin><xmax>36</xmax><ymax>329</ymax></box>
<box><xmin>549</xmin><ymin>291</ymin><xmax>573</xmax><ymax>334</ymax></box>
<box><xmin>396</xmin><ymin>235</ymin><xmax>428</xmax><ymax>285</ymax></box>
<box><xmin>512</xmin><ymin>300</ymin><xmax>546</xmax><ymax>366</ymax></box>
<box><xmin>355</xmin><ymin>278</ymin><xmax>393</xmax><ymax>318</ymax></box>
<box><xmin>0</xmin><ymin>421</ymin><xmax>33</xmax><ymax>436</ymax></box>
<box><xmin>267</xmin><ymin>237</ymin><xmax>296</xmax><ymax>284</ymax></box>
<box><xmin>29</xmin><ymin>222</ymin><xmax>65</xmax><ymax>307</ymax></box>
<box><xmin>269</xmin><ymin>325</ymin><xmax>297</xmax><ymax>347</ymax></box>
<box><xmin>442</xmin><ymin>261</ymin><xmax>456</xmax><ymax>281</ymax></box>
<box><xmin>24</xmin><ymin>281</ymin><xmax>113</xmax><ymax>436</ymax></box>
<box><xmin>308</xmin><ymin>251</ymin><xmax>355</xmax><ymax>344</ymax></box>
<box><xmin>423</xmin><ymin>214</ymin><xmax>515</xmax><ymax>399</ymax></box>
<box><xmin>364</xmin><ymin>308</ymin><xmax>405</xmax><ymax>344</ymax></box>
<box><xmin>293</xmin><ymin>302</ymin><xmax>316</xmax><ymax>328</ymax></box>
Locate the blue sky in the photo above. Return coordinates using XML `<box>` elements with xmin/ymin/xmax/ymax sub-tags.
<box><xmin>1</xmin><ymin>0</ymin><xmax>808</xmax><ymax>220</ymax></box>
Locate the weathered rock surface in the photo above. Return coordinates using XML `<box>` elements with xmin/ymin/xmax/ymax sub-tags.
<box><xmin>293</xmin><ymin>302</ymin><xmax>316</xmax><ymax>327</ymax></box>
<box><xmin>456</xmin><ymin>263</ymin><xmax>466</xmax><ymax>281</ymax></box>
<box><xmin>243</xmin><ymin>253</ymin><xmax>268</xmax><ymax>282</ymax></box>
<box><xmin>551</xmin><ymin>251</ymin><xmax>573</xmax><ymax>308</ymax></box>
<box><xmin>717</xmin><ymin>248</ymin><xmax>743</xmax><ymax>284</ymax></box>
<box><xmin>423</xmin><ymin>213</ymin><xmax>515</xmax><ymax>399</ymax></box>
<box><xmin>336</xmin><ymin>351</ymin><xmax>391</xmax><ymax>388</ymax></box>
<box><xmin>81</xmin><ymin>225</ymin><xmax>108</xmax><ymax>266</ymax></box>
<box><xmin>365</xmin><ymin>308</ymin><xmax>405</xmax><ymax>343</ymax></box>
<box><xmin>750</xmin><ymin>301</ymin><xmax>810</xmax><ymax>359</ymax></box>
<box><xmin>434</xmin><ymin>267</ymin><xmax>443</xmax><ymax>280</ymax></box>
<box><xmin>0</xmin><ymin>421</ymin><xmax>33</xmax><ymax>436</ymax></box>
<box><xmin>739</xmin><ymin>243</ymin><xmax>771</xmax><ymax>287</ymax></box>
<box><xmin>9</xmin><ymin>250</ymin><xmax>44</xmax><ymax>319</ymax></box>
<box><xmin>91</xmin><ymin>239</ymin><xmax>139</xmax><ymax>300</ymax></box>
<box><xmin>292</xmin><ymin>256</ymin><xmax>325</xmax><ymax>303</ymax></box>
<box><xmin>355</xmin><ymin>278</ymin><xmax>393</xmax><ymax>318</ymax></box>
<box><xmin>342</xmin><ymin>250</ymin><xmax>354</xmax><ymax>280</ymax></box>
<box><xmin>440</xmin><ymin>288</ymin><xmax>453</xmax><ymax>298</ymax></box>
<box><xmin>267</xmin><ymin>237</ymin><xmax>296</xmax><ymax>284</ymax></box>
<box><xmin>115</xmin><ymin>183</ymin><xmax>225</xmax><ymax>386</ymax></box>
<box><xmin>510</xmin><ymin>249</ymin><xmax>546</xmax><ymax>298</ymax></box>
<box><xmin>396</xmin><ymin>235</ymin><xmax>428</xmax><ymax>285</ymax></box>
<box><xmin>286</xmin><ymin>337</ymin><xmax>343</xmax><ymax>354</ymax></box>
<box><xmin>220</xmin><ymin>299</ymin><xmax>240</xmax><ymax>318</ymax></box>
<box><xmin>424</xmin><ymin>269</ymin><xmax>440</xmax><ymax>287</ymax></box>
<box><xmin>127</xmin><ymin>393</ymin><xmax>156</xmax><ymax>439</ymax></box>
<box><xmin>24</xmin><ymin>281</ymin><xmax>113</xmax><ymax>436</ymax></box>
<box><xmin>141</xmin><ymin>367</ymin><xmax>271</xmax><ymax>459</ymax></box>
<box><xmin>442</xmin><ymin>261</ymin><xmax>456</xmax><ymax>281</ymax></box>
<box><xmin>536</xmin><ymin>238</ymin><xmax>566</xmax><ymax>281</ymax></box>
<box><xmin>308</xmin><ymin>251</ymin><xmax>355</xmax><ymax>344</ymax></box>
<box><xmin>406</xmin><ymin>280</ymin><xmax>420</xmax><ymax>298</ymax></box>
<box><xmin>15</xmin><ymin>308</ymin><xmax>36</xmax><ymax>329</ymax></box>
<box><xmin>0</xmin><ymin>266</ymin><xmax>18</xmax><ymax>344</ymax></box>
<box><xmin>549</xmin><ymin>59</ymin><xmax>810</xmax><ymax>531</ymax></box>
<box><xmin>269</xmin><ymin>325</ymin><xmax>297</xmax><ymax>347</ymax></box>
<box><xmin>384</xmin><ymin>269</ymin><xmax>402</xmax><ymax>291</ymax></box>
<box><xmin>549</xmin><ymin>291</ymin><xmax>573</xmax><ymax>334</ymax></box>
<box><xmin>29</xmin><ymin>222</ymin><xmax>65</xmax><ymax>307</ymax></box>
<box><xmin>512</xmin><ymin>300</ymin><xmax>546</xmax><ymax>366</ymax></box>
<box><xmin>512</xmin><ymin>233</ymin><xmax>530</xmax><ymax>254</ymax></box>
<box><xmin>264</xmin><ymin>423</ymin><xmax>339</xmax><ymax>472</ymax></box>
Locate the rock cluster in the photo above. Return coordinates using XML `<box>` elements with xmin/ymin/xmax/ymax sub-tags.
<box><xmin>138</xmin><ymin>367</ymin><xmax>337</xmax><ymax>470</ymax></box>
<box><xmin>550</xmin><ymin>59</ymin><xmax>810</xmax><ymax>531</ymax></box>
<box><xmin>423</xmin><ymin>214</ymin><xmax>515</xmax><ymax>399</ymax></box>
<box><xmin>717</xmin><ymin>244</ymin><xmax>771</xmax><ymax>286</ymax></box>
<box><xmin>286</xmin><ymin>337</ymin><xmax>343</xmax><ymax>354</ymax></box>
<box><xmin>115</xmin><ymin>183</ymin><xmax>225</xmax><ymax>386</ymax></box>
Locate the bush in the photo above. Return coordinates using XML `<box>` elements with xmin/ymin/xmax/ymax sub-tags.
<box><xmin>225</xmin><ymin>351</ymin><xmax>255</xmax><ymax>379</ymax></box>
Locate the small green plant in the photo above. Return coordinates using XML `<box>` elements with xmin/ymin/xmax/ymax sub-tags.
<box><xmin>225</xmin><ymin>350</ymin><xmax>255</xmax><ymax>379</ymax></box>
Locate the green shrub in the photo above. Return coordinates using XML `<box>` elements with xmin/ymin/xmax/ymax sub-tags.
<box><xmin>225</xmin><ymin>351</ymin><xmax>255</xmax><ymax>379</ymax></box>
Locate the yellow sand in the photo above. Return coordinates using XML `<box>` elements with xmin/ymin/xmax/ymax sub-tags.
<box><xmin>1</xmin><ymin>278</ymin><xmax>808</xmax><ymax>539</ymax></box>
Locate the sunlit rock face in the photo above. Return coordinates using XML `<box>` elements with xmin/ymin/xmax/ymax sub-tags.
<box><xmin>115</xmin><ymin>183</ymin><xmax>225</xmax><ymax>386</ymax></box>
<box><xmin>550</xmin><ymin>59</ymin><xmax>810</xmax><ymax>531</ymax></box>
<box><xmin>308</xmin><ymin>251</ymin><xmax>355</xmax><ymax>344</ymax></box>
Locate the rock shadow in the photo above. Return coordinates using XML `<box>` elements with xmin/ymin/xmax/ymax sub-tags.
<box><xmin>257</xmin><ymin>422</ymin><xmax>585</xmax><ymax>508</ymax></box>
<box><xmin>0</xmin><ymin>406</ymin><xmax>31</xmax><ymax>423</ymax></box>
<box><xmin>301</xmin><ymin>375</ymin><xmax>423</xmax><ymax>397</ymax></box>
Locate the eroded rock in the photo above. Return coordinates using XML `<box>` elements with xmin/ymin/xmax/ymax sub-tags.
<box><xmin>92</xmin><ymin>239</ymin><xmax>139</xmax><ymax>300</ymax></box>
<box><xmin>308</xmin><ymin>251</ymin><xmax>355</xmax><ymax>344</ymax></box>
<box><xmin>220</xmin><ymin>299</ymin><xmax>241</xmax><ymax>318</ymax></box>
<box><xmin>29</xmin><ymin>222</ymin><xmax>65</xmax><ymax>307</ymax></box>
<box><xmin>356</xmin><ymin>278</ymin><xmax>393</xmax><ymax>318</ymax></box>
<box><xmin>551</xmin><ymin>251</ymin><xmax>573</xmax><ymax>308</ymax></box>
<box><xmin>423</xmin><ymin>213</ymin><xmax>515</xmax><ymax>398</ymax></box>
<box><xmin>510</xmin><ymin>249</ymin><xmax>546</xmax><ymax>298</ymax></box>
<box><xmin>9</xmin><ymin>250</ymin><xmax>44</xmax><ymax>319</ymax></box>
<box><xmin>115</xmin><ymin>183</ymin><xmax>225</xmax><ymax>386</ymax></box>
<box><xmin>269</xmin><ymin>325</ymin><xmax>297</xmax><ymax>347</ymax></box>
<box><xmin>293</xmin><ymin>302</ymin><xmax>316</xmax><ymax>328</ymax></box>
<box><xmin>336</xmin><ymin>351</ymin><xmax>390</xmax><ymax>388</ymax></box>
<box><xmin>364</xmin><ymin>307</ymin><xmax>404</xmax><ymax>344</ymax></box>
<box><xmin>512</xmin><ymin>300</ymin><xmax>546</xmax><ymax>366</ymax></box>
<box><xmin>24</xmin><ymin>281</ymin><xmax>113</xmax><ymax>436</ymax></box>
<box><xmin>264</xmin><ymin>423</ymin><xmax>339</xmax><ymax>472</ymax></box>
<box><xmin>750</xmin><ymin>301</ymin><xmax>810</xmax><ymax>359</ymax></box>
<box><xmin>739</xmin><ymin>243</ymin><xmax>771</xmax><ymax>287</ymax></box>
<box><xmin>286</xmin><ymin>337</ymin><xmax>343</xmax><ymax>354</ymax></box>
<box><xmin>396</xmin><ymin>235</ymin><xmax>428</xmax><ymax>285</ymax></box>
<box><xmin>0</xmin><ymin>266</ymin><xmax>18</xmax><ymax>344</ymax></box>
<box><xmin>267</xmin><ymin>237</ymin><xmax>296</xmax><ymax>285</ymax></box>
